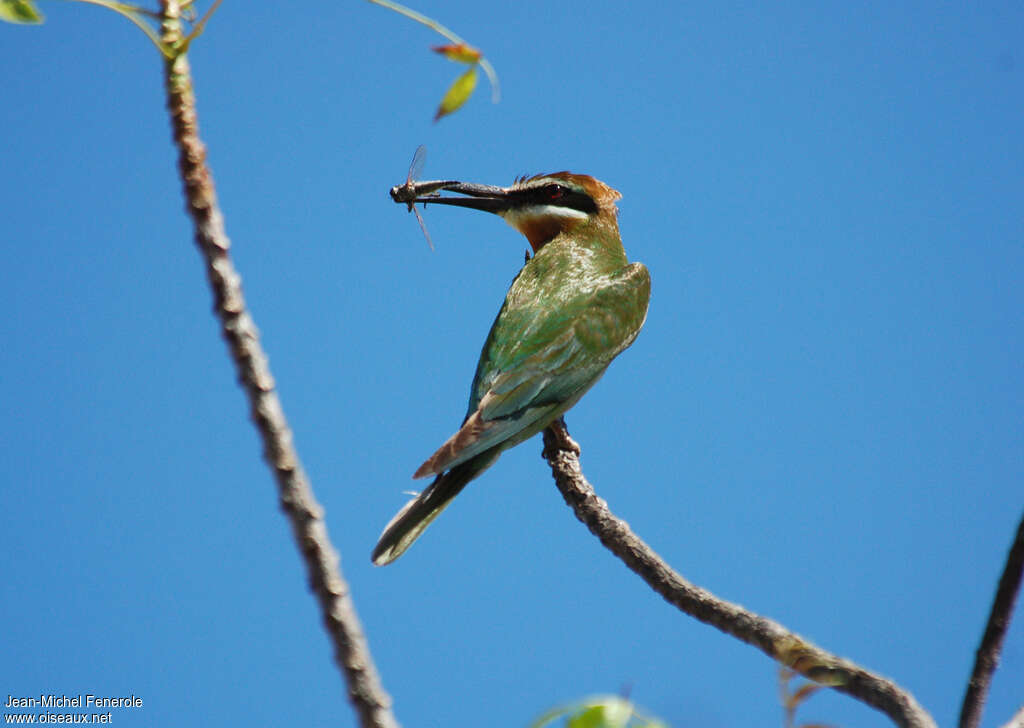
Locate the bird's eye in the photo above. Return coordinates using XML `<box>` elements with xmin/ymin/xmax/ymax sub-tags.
<box><xmin>546</xmin><ymin>184</ymin><xmax>566</xmax><ymax>200</ymax></box>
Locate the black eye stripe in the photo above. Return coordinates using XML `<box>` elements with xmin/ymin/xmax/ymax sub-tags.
<box><xmin>519</xmin><ymin>184</ymin><xmax>597</xmax><ymax>214</ymax></box>
<box><xmin>563</xmin><ymin>190</ymin><xmax>598</xmax><ymax>214</ymax></box>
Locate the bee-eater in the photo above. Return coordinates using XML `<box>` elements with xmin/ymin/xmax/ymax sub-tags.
<box><xmin>372</xmin><ymin>172</ymin><xmax>650</xmax><ymax>565</ymax></box>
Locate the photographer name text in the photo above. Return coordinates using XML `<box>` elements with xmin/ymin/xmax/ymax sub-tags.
<box><xmin>5</xmin><ymin>696</ymin><xmax>142</xmax><ymax>709</ymax></box>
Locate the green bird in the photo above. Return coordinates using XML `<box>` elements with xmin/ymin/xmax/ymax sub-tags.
<box><xmin>372</xmin><ymin>172</ymin><xmax>650</xmax><ymax>565</ymax></box>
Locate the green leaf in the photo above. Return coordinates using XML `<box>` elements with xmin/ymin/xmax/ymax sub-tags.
<box><xmin>533</xmin><ymin>696</ymin><xmax>643</xmax><ymax>728</ymax></box>
<box><xmin>572</xmin><ymin>698</ymin><xmax>632</xmax><ymax>728</ymax></box>
<box><xmin>567</xmin><ymin>705</ymin><xmax>605</xmax><ymax>728</ymax></box>
<box><xmin>434</xmin><ymin>65</ymin><xmax>477</xmax><ymax>121</ymax></box>
<box><xmin>0</xmin><ymin>0</ymin><xmax>44</xmax><ymax>24</ymax></box>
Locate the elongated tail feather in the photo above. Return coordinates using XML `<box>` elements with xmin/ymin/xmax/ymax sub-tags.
<box><xmin>372</xmin><ymin>453</ymin><xmax>497</xmax><ymax>565</ymax></box>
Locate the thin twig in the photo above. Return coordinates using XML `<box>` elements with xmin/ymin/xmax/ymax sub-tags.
<box><xmin>541</xmin><ymin>420</ymin><xmax>937</xmax><ymax>728</ymax></box>
<box><xmin>159</xmin><ymin>3</ymin><xmax>398</xmax><ymax>727</ymax></box>
<box><xmin>959</xmin><ymin>512</ymin><xmax>1024</xmax><ymax>728</ymax></box>
<box><xmin>72</xmin><ymin>0</ymin><xmax>170</xmax><ymax>56</ymax></box>
<box><xmin>365</xmin><ymin>0</ymin><xmax>500</xmax><ymax>102</ymax></box>
<box><xmin>366</xmin><ymin>0</ymin><xmax>466</xmax><ymax>44</ymax></box>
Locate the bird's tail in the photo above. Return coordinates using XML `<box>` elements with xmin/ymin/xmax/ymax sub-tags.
<box><xmin>371</xmin><ymin>453</ymin><xmax>496</xmax><ymax>566</ymax></box>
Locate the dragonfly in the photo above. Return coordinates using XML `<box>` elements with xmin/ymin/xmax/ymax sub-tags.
<box><xmin>389</xmin><ymin>147</ymin><xmax>511</xmax><ymax>250</ymax></box>
<box><xmin>390</xmin><ymin>146</ymin><xmax>455</xmax><ymax>251</ymax></box>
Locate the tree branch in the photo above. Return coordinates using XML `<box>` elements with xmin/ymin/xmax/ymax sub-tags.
<box><xmin>541</xmin><ymin>420</ymin><xmax>936</xmax><ymax>728</ymax></box>
<box><xmin>959</xmin><ymin>512</ymin><xmax>1024</xmax><ymax>728</ymax></box>
<box><xmin>159</xmin><ymin>3</ymin><xmax>398</xmax><ymax>726</ymax></box>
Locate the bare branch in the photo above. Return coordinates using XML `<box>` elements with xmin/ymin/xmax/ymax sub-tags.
<box><xmin>959</xmin><ymin>512</ymin><xmax>1024</xmax><ymax>728</ymax></box>
<box><xmin>159</xmin><ymin>3</ymin><xmax>398</xmax><ymax>726</ymax></box>
<box><xmin>541</xmin><ymin>420</ymin><xmax>936</xmax><ymax>728</ymax></box>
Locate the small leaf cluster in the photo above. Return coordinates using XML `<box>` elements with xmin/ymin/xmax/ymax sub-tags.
<box><xmin>532</xmin><ymin>695</ymin><xmax>668</xmax><ymax>728</ymax></box>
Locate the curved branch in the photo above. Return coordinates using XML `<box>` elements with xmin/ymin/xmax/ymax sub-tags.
<box><xmin>541</xmin><ymin>420</ymin><xmax>936</xmax><ymax>728</ymax></box>
<box><xmin>159</xmin><ymin>3</ymin><xmax>398</xmax><ymax>727</ymax></box>
<box><xmin>959</xmin><ymin>512</ymin><xmax>1024</xmax><ymax>728</ymax></box>
<box><xmin>365</xmin><ymin>0</ymin><xmax>500</xmax><ymax>102</ymax></box>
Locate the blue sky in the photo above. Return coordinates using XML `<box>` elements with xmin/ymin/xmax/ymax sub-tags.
<box><xmin>2</xmin><ymin>1</ymin><xmax>1021</xmax><ymax>726</ymax></box>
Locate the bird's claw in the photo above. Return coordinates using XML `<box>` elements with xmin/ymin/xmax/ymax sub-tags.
<box><xmin>541</xmin><ymin>418</ymin><xmax>581</xmax><ymax>459</ymax></box>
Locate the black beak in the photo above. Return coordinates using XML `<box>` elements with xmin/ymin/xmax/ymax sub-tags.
<box><xmin>390</xmin><ymin>180</ymin><xmax>515</xmax><ymax>214</ymax></box>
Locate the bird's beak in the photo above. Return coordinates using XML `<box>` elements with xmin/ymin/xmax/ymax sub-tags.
<box><xmin>391</xmin><ymin>180</ymin><xmax>516</xmax><ymax>215</ymax></box>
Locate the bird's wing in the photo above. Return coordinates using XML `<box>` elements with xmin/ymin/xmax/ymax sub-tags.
<box><xmin>414</xmin><ymin>261</ymin><xmax>650</xmax><ymax>478</ymax></box>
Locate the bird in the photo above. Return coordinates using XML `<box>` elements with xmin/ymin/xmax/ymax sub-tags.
<box><xmin>373</xmin><ymin>171</ymin><xmax>650</xmax><ymax>565</ymax></box>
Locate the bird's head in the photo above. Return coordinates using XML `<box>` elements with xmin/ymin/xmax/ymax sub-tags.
<box><xmin>393</xmin><ymin>172</ymin><xmax>621</xmax><ymax>252</ymax></box>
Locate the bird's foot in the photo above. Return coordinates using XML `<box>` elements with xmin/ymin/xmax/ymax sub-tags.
<box><xmin>542</xmin><ymin>417</ymin><xmax>581</xmax><ymax>459</ymax></box>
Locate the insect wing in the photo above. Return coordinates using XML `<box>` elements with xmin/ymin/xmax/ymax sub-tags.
<box><xmin>404</xmin><ymin>146</ymin><xmax>434</xmax><ymax>250</ymax></box>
